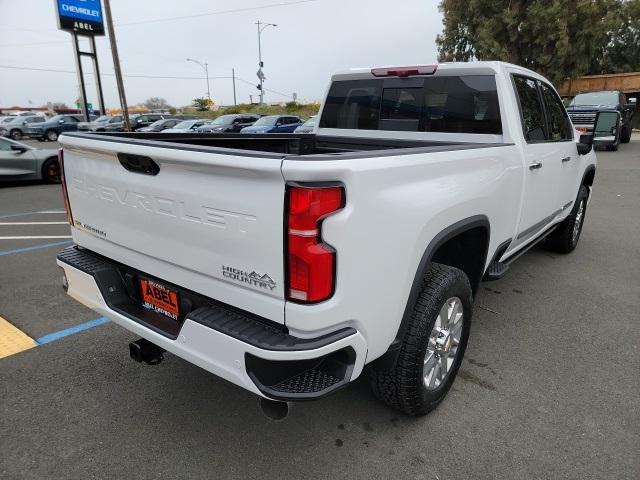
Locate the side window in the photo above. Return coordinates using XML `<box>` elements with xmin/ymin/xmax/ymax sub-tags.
<box><xmin>513</xmin><ymin>76</ymin><xmax>547</xmax><ymax>142</ymax></box>
<box><xmin>539</xmin><ymin>82</ymin><xmax>572</xmax><ymax>141</ymax></box>
<box><xmin>0</xmin><ymin>139</ymin><xmax>12</xmax><ymax>151</ymax></box>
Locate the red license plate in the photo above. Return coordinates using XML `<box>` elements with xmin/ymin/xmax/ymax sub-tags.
<box><xmin>575</xmin><ymin>127</ymin><xmax>588</xmax><ymax>133</ymax></box>
<box><xmin>140</xmin><ymin>278</ymin><xmax>179</xmax><ymax>320</ymax></box>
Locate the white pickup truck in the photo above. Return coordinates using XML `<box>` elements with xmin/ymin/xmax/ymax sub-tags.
<box><xmin>57</xmin><ymin>61</ymin><xmax>598</xmax><ymax>418</ymax></box>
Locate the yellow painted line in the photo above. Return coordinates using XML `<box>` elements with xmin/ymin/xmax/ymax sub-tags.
<box><xmin>0</xmin><ymin>315</ymin><xmax>37</xmax><ymax>359</ymax></box>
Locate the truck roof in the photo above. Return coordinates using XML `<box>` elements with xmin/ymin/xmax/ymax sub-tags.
<box><xmin>332</xmin><ymin>61</ymin><xmax>547</xmax><ymax>82</ymax></box>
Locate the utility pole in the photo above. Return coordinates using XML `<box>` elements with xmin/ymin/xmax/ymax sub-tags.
<box><xmin>104</xmin><ymin>0</ymin><xmax>131</xmax><ymax>131</ymax></box>
<box><xmin>232</xmin><ymin>68</ymin><xmax>237</xmax><ymax>105</ymax></box>
<box><xmin>256</xmin><ymin>21</ymin><xmax>277</xmax><ymax>105</ymax></box>
<box><xmin>186</xmin><ymin>58</ymin><xmax>211</xmax><ymax>106</ymax></box>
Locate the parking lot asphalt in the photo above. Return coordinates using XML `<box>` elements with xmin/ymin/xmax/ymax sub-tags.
<box><xmin>1</xmin><ymin>137</ymin><xmax>638</xmax><ymax>480</ymax></box>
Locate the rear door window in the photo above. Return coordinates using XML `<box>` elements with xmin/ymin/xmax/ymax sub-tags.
<box><xmin>513</xmin><ymin>76</ymin><xmax>547</xmax><ymax>142</ymax></box>
<box><xmin>539</xmin><ymin>82</ymin><xmax>572</xmax><ymax>141</ymax></box>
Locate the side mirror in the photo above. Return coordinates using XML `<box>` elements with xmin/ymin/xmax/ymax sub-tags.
<box><xmin>576</xmin><ymin>133</ymin><xmax>593</xmax><ymax>155</ymax></box>
<box><xmin>58</xmin><ymin>119</ymin><xmax>64</xmax><ymax>124</ymax></box>
<box><xmin>593</xmin><ymin>110</ymin><xmax>621</xmax><ymax>143</ymax></box>
<box><xmin>10</xmin><ymin>145</ymin><xmax>28</xmax><ymax>154</ymax></box>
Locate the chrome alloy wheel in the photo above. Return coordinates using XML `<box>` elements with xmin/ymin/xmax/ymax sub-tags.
<box><xmin>423</xmin><ymin>297</ymin><xmax>464</xmax><ymax>390</ymax></box>
<box><xmin>572</xmin><ymin>198</ymin><xmax>585</xmax><ymax>244</ymax></box>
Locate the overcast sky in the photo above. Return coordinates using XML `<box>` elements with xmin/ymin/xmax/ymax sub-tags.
<box><xmin>0</xmin><ymin>0</ymin><xmax>442</xmax><ymax>109</ymax></box>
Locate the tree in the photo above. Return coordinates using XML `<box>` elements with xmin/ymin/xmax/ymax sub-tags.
<box><xmin>595</xmin><ymin>0</ymin><xmax>640</xmax><ymax>73</ymax></box>
<box><xmin>436</xmin><ymin>0</ymin><xmax>633</xmax><ymax>85</ymax></box>
<box><xmin>192</xmin><ymin>97</ymin><xmax>210</xmax><ymax>111</ymax></box>
<box><xmin>143</xmin><ymin>97</ymin><xmax>170</xmax><ymax>111</ymax></box>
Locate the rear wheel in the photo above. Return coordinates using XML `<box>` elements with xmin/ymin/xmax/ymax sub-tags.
<box><xmin>545</xmin><ymin>185</ymin><xmax>588</xmax><ymax>253</ymax></box>
<box><xmin>10</xmin><ymin>129</ymin><xmax>22</xmax><ymax>141</ymax></box>
<box><xmin>41</xmin><ymin>157</ymin><xmax>61</xmax><ymax>183</ymax></box>
<box><xmin>45</xmin><ymin>130</ymin><xmax>58</xmax><ymax>142</ymax></box>
<box><xmin>369</xmin><ymin>263</ymin><xmax>472</xmax><ymax>416</ymax></box>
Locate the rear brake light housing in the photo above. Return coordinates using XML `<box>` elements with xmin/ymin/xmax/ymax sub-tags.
<box><xmin>371</xmin><ymin>64</ymin><xmax>437</xmax><ymax>77</ymax></box>
<box><xmin>58</xmin><ymin>148</ymin><xmax>74</xmax><ymax>226</ymax></box>
<box><xmin>286</xmin><ymin>184</ymin><xmax>345</xmax><ymax>304</ymax></box>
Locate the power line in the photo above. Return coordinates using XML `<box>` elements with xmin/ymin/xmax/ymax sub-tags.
<box><xmin>0</xmin><ymin>0</ymin><xmax>318</xmax><ymax>39</ymax></box>
<box><xmin>117</xmin><ymin>0</ymin><xmax>318</xmax><ymax>27</ymax></box>
<box><xmin>235</xmin><ymin>77</ymin><xmax>294</xmax><ymax>99</ymax></box>
<box><xmin>0</xmin><ymin>65</ymin><xmax>295</xmax><ymax>99</ymax></box>
<box><xmin>0</xmin><ymin>64</ymin><xmax>231</xmax><ymax>80</ymax></box>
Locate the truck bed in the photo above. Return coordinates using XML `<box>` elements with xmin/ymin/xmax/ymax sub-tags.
<box><xmin>63</xmin><ymin>131</ymin><xmax>509</xmax><ymax>159</ymax></box>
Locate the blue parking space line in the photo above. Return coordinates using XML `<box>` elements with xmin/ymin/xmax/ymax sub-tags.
<box><xmin>0</xmin><ymin>210</ymin><xmax>65</xmax><ymax>220</ymax></box>
<box><xmin>36</xmin><ymin>317</ymin><xmax>110</xmax><ymax>345</ymax></box>
<box><xmin>0</xmin><ymin>240</ymin><xmax>73</xmax><ymax>257</ymax></box>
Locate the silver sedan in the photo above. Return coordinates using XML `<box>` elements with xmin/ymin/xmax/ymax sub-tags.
<box><xmin>0</xmin><ymin>138</ymin><xmax>61</xmax><ymax>183</ymax></box>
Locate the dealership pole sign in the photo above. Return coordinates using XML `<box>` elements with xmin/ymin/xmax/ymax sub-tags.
<box><xmin>56</xmin><ymin>0</ymin><xmax>105</xmax><ymax>36</ymax></box>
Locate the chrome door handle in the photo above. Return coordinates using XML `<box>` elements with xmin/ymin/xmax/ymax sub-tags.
<box><xmin>561</xmin><ymin>156</ymin><xmax>571</xmax><ymax>162</ymax></box>
<box><xmin>529</xmin><ymin>162</ymin><xmax>543</xmax><ymax>170</ymax></box>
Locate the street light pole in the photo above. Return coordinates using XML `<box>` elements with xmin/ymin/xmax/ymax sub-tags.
<box><xmin>256</xmin><ymin>21</ymin><xmax>277</xmax><ymax>105</ymax></box>
<box><xmin>186</xmin><ymin>58</ymin><xmax>211</xmax><ymax>106</ymax></box>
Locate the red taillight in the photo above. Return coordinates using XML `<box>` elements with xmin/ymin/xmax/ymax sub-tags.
<box><xmin>58</xmin><ymin>148</ymin><xmax>74</xmax><ymax>226</ymax></box>
<box><xmin>371</xmin><ymin>65</ymin><xmax>437</xmax><ymax>77</ymax></box>
<box><xmin>286</xmin><ymin>185</ymin><xmax>344</xmax><ymax>304</ymax></box>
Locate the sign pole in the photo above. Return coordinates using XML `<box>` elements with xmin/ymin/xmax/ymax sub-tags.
<box><xmin>103</xmin><ymin>0</ymin><xmax>130</xmax><ymax>131</ymax></box>
<box><xmin>72</xmin><ymin>32</ymin><xmax>91</xmax><ymax>122</ymax></box>
<box><xmin>56</xmin><ymin>0</ymin><xmax>106</xmax><ymax>120</ymax></box>
<box><xmin>89</xmin><ymin>36</ymin><xmax>106</xmax><ymax>115</ymax></box>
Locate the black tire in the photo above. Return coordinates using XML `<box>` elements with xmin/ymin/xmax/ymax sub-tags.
<box><xmin>620</xmin><ymin>126</ymin><xmax>631</xmax><ymax>144</ymax></box>
<box><xmin>10</xmin><ymin>129</ymin><xmax>22</xmax><ymax>141</ymax></box>
<box><xmin>368</xmin><ymin>263</ymin><xmax>472</xmax><ymax>416</ymax></box>
<box><xmin>545</xmin><ymin>185</ymin><xmax>588</xmax><ymax>254</ymax></box>
<box><xmin>45</xmin><ymin>130</ymin><xmax>58</xmax><ymax>142</ymax></box>
<box><xmin>41</xmin><ymin>157</ymin><xmax>61</xmax><ymax>183</ymax></box>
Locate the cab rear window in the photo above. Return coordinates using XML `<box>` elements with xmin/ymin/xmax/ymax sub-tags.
<box><xmin>320</xmin><ymin>75</ymin><xmax>502</xmax><ymax>134</ymax></box>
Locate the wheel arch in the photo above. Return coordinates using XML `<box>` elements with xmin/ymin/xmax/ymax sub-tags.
<box><xmin>582</xmin><ymin>165</ymin><xmax>596</xmax><ymax>188</ymax></box>
<box><xmin>40</xmin><ymin>156</ymin><xmax>59</xmax><ymax>181</ymax></box>
<box><xmin>370</xmin><ymin>215</ymin><xmax>490</xmax><ymax>370</ymax></box>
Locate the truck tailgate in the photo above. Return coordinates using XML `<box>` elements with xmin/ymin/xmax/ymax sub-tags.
<box><xmin>60</xmin><ymin>134</ymin><xmax>286</xmax><ymax>324</ymax></box>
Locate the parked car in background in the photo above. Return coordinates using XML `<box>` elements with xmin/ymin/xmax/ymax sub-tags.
<box><xmin>0</xmin><ymin>137</ymin><xmax>61</xmax><ymax>183</ymax></box>
<box><xmin>0</xmin><ymin>115</ymin><xmax>46</xmax><ymax>140</ymax></box>
<box><xmin>78</xmin><ymin>115</ymin><xmax>112</xmax><ymax>131</ymax></box>
<box><xmin>566</xmin><ymin>90</ymin><xmax>635</xmax><ymax>151</ymax></box>
<box><xmin>196</xmin><ymin>114</ymin><xmax>260</xmax><ymax>133</ymax></box>
<box><xmin>130</xmin><ymin>113</ymin><xmax>169</xmax><ymax>131</ymax></box>
<box><xmin>137</xmin><ymin>118</ymin><xmax>183</xmax><ymax>132</ymax></box>
<box><xmin>240</xmin><ymin>115</ymin><xmax>303</xmax><ymax>133</ymax></box>
<box><xmin>161</xmin><ymin>119</ymin><xmax>210</xmax><ymax>133</ymax></box>
<box><xmin>26</xmin><ymin>114</ymin><xmax>84</xmax><ymax>142</ymax></box>
<box><xmin>294</xmin><ymin>115</ymin><xmax>317</xmax><ymax>133</ymax></box>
